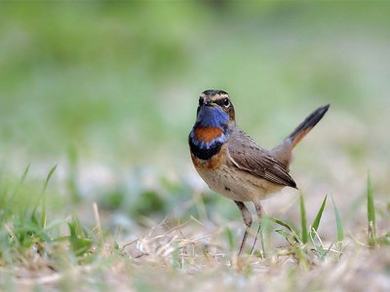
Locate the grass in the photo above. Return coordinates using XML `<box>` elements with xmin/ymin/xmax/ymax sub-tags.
<box><xmin>311</xmin><ymin>195</ymin><xmax>327</xmax><ymax>234</ymax></box>
<box><xmin>332</xmin><ymin>196</ymin><xmax>345</xmax><ymax>244</ymax></box>
<box><xmin>299</xmin><ymin>195</ymin><xmax>308</xmax><ymax>244</ymax></box>
<box><xmin>0</xmin><ymin>167</ymin><xmax>388</xmax><ymax>290</ymax></box>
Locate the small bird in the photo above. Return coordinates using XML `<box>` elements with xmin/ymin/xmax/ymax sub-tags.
<box><xmin>188</xmin><ymin>89</ymin><xmax>329</xmax><ymax>255</ymax></box>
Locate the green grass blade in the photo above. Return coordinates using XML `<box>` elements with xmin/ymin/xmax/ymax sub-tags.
<box><xmin>40</xmin><ymin>165</ymin><xmax>57</xmax><ymax>229</ymax></box>
<box><xmin>311</xmin><ymin>195</ymin><xmax>328</xmax><ymax>232</ymax></box>
<box><xmin>42</xmin><ymin>164</ymin><xmax>58</xmax><ymax>194</ymax></box>
<box><xmin>367</xmin><ymin>174</ymin><xmax>376</xmax><ymax>246</ymax></box>
<box><xmin>9</xmin><ymin>164</ymin><xmax>31</xmax><ymax>205</ymax></box>
<box><xmin>271</xmin><ymin>217</ymin><xmax>296</xmax><ymax>233</ymax></box>
<box><xmin>20</xmin><ymin>163</ymin><xmax>31</xmax><ymax>185</ymax></box>
<box><xmin>68</xmin><ymin>217</ymin><xmax>93</xmax><ymax>257</ymax></box>
<box><xmin>331</xmin><ymin>196</ymin><xmax>344</xmax><ymax>242</ymax></box>
<box><xmin>300</xmin><ymin>195</ymin><xmax>308</xmax><ymax>244</ymax></box>
<box><xmin>271</xmin><ymin>217</ymin><xmax>300</xmax><ymax>244</ymax></box>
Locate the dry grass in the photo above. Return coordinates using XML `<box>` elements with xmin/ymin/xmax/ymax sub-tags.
<box><xmin>3</xmin><ymin>219</ymin><xmax>388</xmax><ymax>292</ymax></box>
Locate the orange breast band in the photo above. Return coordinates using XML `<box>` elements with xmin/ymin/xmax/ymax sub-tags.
<box><xmin>194</xmin><ymin>127</ymin><xmax>223</xmax><ymax>143</ymax></box>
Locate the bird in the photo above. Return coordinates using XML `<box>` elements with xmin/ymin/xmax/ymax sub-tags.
<box><xmin>188</xmin><ymin>89</ymin><xmax>330</xmax><ymax>255</ymax></box>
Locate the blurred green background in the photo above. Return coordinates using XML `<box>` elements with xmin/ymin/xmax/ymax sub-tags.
<box><xmin>0</xmin><ymin>1</ymin><xmax>389</xmax><ymax>229</ymax></box>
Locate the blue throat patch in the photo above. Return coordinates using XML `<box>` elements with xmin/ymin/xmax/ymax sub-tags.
<box><xmin>196</xmin><ymin>105</ymin><xmax>229</xmax><ymax>128</ymax></box>
<box><xmin>189</xmin><ymin>106</ymin><xmax>230</xmax><ymax>160</ymax></box>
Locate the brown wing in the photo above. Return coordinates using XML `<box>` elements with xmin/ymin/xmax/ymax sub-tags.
<box><xmin>227</xmin><ymin>129</ymin><xmax>297</xmax><ymax>188</ymax></box>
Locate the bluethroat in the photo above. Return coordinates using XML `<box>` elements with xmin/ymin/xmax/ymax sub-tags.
<box><xmin>189</xmin><ymin>89</ymin><xmax>329</xmax><ymax>255</ymax></box>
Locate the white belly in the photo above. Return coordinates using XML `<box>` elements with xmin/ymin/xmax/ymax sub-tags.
<box><xmin>195</xmin><ymin>164</ymin><xmax>283</xmax><ymax>202</ymax></box>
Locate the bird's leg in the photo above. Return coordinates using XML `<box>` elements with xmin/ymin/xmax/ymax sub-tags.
<box><xmin>250</xmin><ymin>201</ymin><xmax>265</xmax><ymax>256</ymax></box>
<box><xmin>234</xmin><ymin>201</ymin><xmax>252</xmax><ymax>255</ymax></box>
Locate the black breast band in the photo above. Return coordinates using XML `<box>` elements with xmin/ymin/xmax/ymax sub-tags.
<box><xmin>189</xmin><ymin>137</ymin><xmax>222</xmax><ymax>160</ymax></box>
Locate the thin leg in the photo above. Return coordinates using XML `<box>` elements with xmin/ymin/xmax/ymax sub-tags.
<box><xmin>234</xmin><ymin>201</ymin><xmax>252</xmax><ymax>255</ymax></box>
<box><xmin>250</xmin><ymin>201</ymin><xmax>265</xmax><ymax>256</ymax></box>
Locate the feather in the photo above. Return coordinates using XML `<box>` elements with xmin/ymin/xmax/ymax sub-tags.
<box><xmin>227</xmin><ymin>129</ymin><xmax>297</xmax><ymax>188</ymax></box>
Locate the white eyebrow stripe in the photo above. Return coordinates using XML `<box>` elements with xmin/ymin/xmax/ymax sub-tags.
<box><xmin>211</xmin><ymin>94</ymin><xmax>229</xmax><ymax>101</ymax></box>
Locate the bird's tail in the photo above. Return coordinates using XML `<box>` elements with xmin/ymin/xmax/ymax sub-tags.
<box><xmin>287</xmin><ymin>104</ymin><xmax>330</xmax><ymax>149</ymax></box>
<box><xmin>272</xmin><ymin>104</ymin><xmax>330</xmax><ymax>167</ymax></box>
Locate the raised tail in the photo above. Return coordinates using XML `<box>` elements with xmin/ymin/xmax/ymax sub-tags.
<box><xmin>287</xmin><ymin>104</ymin><xmax>330</xmax><ymax>148</ymax></box>
<box><xmin>272</xmin><ymin>104</ymin><xmax>330</xmax><ymax>167</ymax></box>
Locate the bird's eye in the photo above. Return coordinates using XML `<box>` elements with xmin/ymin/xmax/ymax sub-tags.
<box><xmin>222</xmin><ymin>98</ymin><xmax>230</xmax><ymax>107</ymax></box>
<box><xmin>199</xmin><ymin>97</ymin><xmax>203</xmax><ymax>106</ymax></box>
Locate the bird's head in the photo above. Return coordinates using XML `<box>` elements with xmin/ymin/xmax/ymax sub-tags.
<box><xmin>196</xmin><ymin>89</ymin><xmax>235</xmax><ymax>125</ymax></box>
<box><xmin>189</xmin><ymin>90</ymin><xmax>235</xmax><ymax>159</ymax></box>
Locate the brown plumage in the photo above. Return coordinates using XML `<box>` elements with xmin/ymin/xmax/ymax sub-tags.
<box><xmin>228</xmin><ymin>128</ymin><xmax>297</xmax><ymax>189</ymax></box>
<box><xmin>189</xmin><ymin>89</ymin><xmax>329</xmax><ymax>255</ymax></box>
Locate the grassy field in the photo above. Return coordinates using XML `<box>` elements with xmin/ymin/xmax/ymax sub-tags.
<box><xmin>0</xmin><ymin>2</ymin><xmax>389</xmax><ymax>291</ymax></box>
